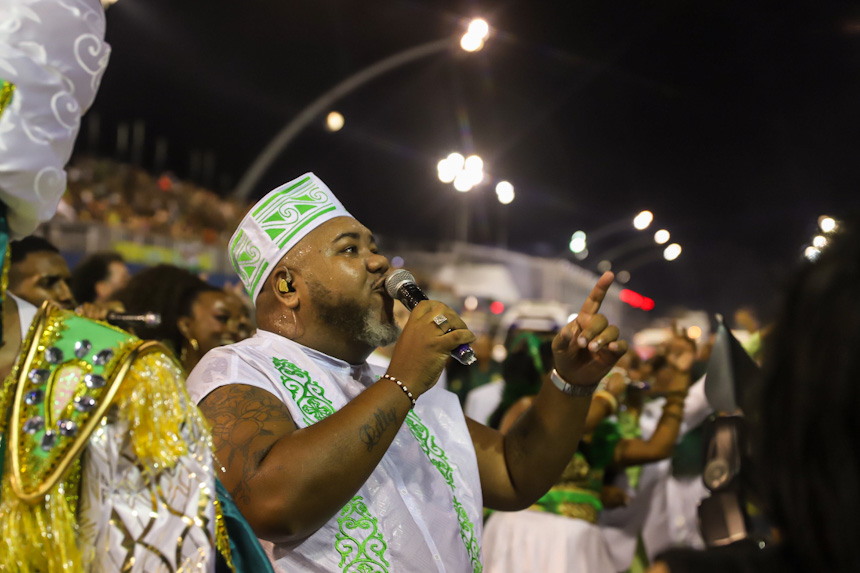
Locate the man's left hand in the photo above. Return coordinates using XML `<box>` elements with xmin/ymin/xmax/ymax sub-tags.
<box><xmin>552</xmin><ymin>271</ymin><xmax>627</xmax><ymax>387</ymax></box>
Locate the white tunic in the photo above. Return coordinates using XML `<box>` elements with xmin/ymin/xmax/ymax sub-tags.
<box><xmin>187</xmin><ymin>329</ymin><xmax>484</xmax><ymax>573</ymax></box>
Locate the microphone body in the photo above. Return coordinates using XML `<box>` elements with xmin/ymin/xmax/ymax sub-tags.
<box><xmin>105</xmin><ymin>311</ymin><xmax>162</xmax><ymax>328</ymax></box>
<box><xmin>385</xmin><ymin>270</ymin><xmax>476</xmax><ymax>366</ymax></box>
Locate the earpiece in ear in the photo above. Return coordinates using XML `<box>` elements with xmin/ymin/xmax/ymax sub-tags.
<box><xmin>278</xmin><ymin>278</ymin><xmax>293</xmax><ymax>293</ymax></box>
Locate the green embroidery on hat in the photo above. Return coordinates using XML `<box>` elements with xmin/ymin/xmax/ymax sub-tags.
<box><xmin>252</xmin><ymin>176</ymin><xmax>310</xmax><ymax>217</ymax></box>
<box><xmin>335</xmin><ymin>495</ymin><xmax>390</xmax><ymax>573</ymax></box>
<box><xmin>229</xmin><ymin>173</ymin><xmax>341</xmax><ymax>298</ymax></box>
<box><xmin>272</xmin><ymin>358</ymin><xmax>334</xmax><ymax>425</ymax></box>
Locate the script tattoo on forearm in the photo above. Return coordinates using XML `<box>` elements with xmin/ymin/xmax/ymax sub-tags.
<box><xmin>358</xmin><ymin>407</ymin><xmax>397</xmax><ymax>452</ymax></box>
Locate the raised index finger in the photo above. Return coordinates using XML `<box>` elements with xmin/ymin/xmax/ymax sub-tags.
<box><xmin>578</xmin><ymin>271</ymin><xmax>615</xmax><ymax>317</ymax></box>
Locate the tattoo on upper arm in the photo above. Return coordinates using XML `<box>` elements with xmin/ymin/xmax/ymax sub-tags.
<box><xmin>357</xmin><ymin>407</ymin><xmax>397</xmax><ymax>452</ymax></box>
<box><xmin>198</xmin><ymin>384</ymin><xmax>293</xmax><ymax>505</ymax></box>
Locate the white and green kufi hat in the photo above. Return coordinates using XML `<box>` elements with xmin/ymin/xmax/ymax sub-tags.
<box><xmin>229</xmin><ymin>172</ymin><xmax>352</xmax><ymax>303</ymax></box>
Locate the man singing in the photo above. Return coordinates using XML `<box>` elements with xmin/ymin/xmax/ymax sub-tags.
<box><xmin>188</xmin><ymin>172</ymin><xmax>626</xmax><ymax>571</ymax></box>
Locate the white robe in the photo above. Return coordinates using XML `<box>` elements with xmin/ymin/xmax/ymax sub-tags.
<box><xmin>187</xmin><ymin>329</ymin><xmax>484</xmax><ymax>573</ymax></box>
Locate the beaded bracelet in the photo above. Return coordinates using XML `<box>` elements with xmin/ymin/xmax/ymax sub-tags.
<box><xmin>382</xmin><ymin>374</ymin><xmax>416</xmax><ymax>409</ymax></box>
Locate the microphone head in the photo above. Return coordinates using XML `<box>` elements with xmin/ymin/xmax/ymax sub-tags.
<box><xmin>384</xmin><ymin>269</ymin><xmax>416</xmax><ymax>299</ymax></box>
<box><xmin>143</xmin><ymin>312</ymin><xmax>162</xmax><ymax>327</ymax></box>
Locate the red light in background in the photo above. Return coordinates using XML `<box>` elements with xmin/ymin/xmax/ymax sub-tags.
<box><xmin>619</xmin><ymin>289</ymin><xmax>643</xmax><ymax>307</ymax></box>
<box><xmin>619</xmin><ymin>289</ymin><xmax>655</xmax><ymax>311</ymax></box>
<box><xmin>490</xmin><ymin>301</ymin><xmax>505</xmax><ymax>315</ymax></box>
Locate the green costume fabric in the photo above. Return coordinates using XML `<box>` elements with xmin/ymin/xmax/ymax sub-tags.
<box><xmin>215</xmin><ymin>479</ymin><xmax>275</xmax><ymax>573</ymax></box>
<box><xmin>531</xmin><ymin>419</ymin><xmax>622</xmax><ymax>522</ymax></box>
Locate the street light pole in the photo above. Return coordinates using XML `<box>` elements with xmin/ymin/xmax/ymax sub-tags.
<box><xmin>232</xmin><ymin>38</ymin><xmax>452</xmax><ymax>201</ymax></box>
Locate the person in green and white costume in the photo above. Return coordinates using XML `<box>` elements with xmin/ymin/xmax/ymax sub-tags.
<box><xmin>0</xmin><ymin>2</ymin><xmax>270</xmax><ymax>571</ymax></box>
<box><xmin>188</xmin><ymin>172</ymin><xmax>629</xmax><ymax>572</ymax></box>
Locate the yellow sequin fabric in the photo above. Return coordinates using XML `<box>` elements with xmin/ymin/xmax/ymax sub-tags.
<box><xmin>0</xmin><ymin>312</ymin><xmax>224</xmax><ymax>571</ymax></box>
<box><xmin>214</xmin><ymin>498</ymin><xmax>237</xmax><ymax>573</ymax></box>
<box><xmin>0</xmin><ymin>80</ymin><xmax>14</xmax><ymax>120</ymax></box>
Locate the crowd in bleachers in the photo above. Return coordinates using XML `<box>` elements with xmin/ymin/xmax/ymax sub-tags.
<box><xmin>59</xmin><ymin>155</ymin><xmax>246</xmax><ymax>244</ymax></box>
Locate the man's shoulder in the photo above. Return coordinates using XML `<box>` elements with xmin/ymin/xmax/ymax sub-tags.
<box><xmin>185</xmin><ymin>333</ymin><xmax>309</xmax><ymax>405</ymax></box>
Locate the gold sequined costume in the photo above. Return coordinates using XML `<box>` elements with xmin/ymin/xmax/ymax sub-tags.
<box><xmin>0</xmin><ymin>301</ymin><xmax>222</xmax><ymax>572</ymax></box>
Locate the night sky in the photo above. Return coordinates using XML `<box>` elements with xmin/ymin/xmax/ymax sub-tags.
<box><xmin>80</xmin><ymin>0</ymin><xmax>860</xmax><ymax>318</ymax></box>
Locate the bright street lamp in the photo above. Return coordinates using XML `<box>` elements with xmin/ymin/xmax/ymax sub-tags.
<box><xmin>663</xmin><ymin>243</ymin><xmax>682</xmax><ymax>261</ymax></box>
<box><xmin>812</xmin><ymin>235</ymin><xmax>828</xmax><ymax>248</ymax></box>
<box><xmin>633</xmin><ymin>210</ymin><xmax>654</xmax><ymax>230</ymax></box>
<box><xmin>495</xmin><ymin>181</ymin><xmax>515</xmax><ymax>204</ymax></box>
<box><xmin>439</xmin><ymin>152</ymin><xmax>483</xmax><ymax>192</ymax></box>
<box><xmin>453</xmin><ymin>172</ymin><xmax>474</xmax><ymax>192</ymax></box>
<box><xmin>654</xmin><ymin>229</ymin><xmax>670</xmax><ymax>244</ymax></box>
<box><xmin>819</xmin><ymin>216</ymin><xmax>837</xmax><ymax>233</ymax></box>
<box><xmin>569</xmin><ymin>231</ymin><xmax>587</xmax><ymax>254</ymax></box>
<box><xmin>461</xmin><ymin>18</ymin><xmax>490</xmax><ymax>52</ymax></box>
<box><xmin>804</xmin><ymin>246</ymin><xmax>820</xmax><ymax>261</ymax></box>
<box><xmin>326</xmin><ymin>111</ymin><xmax>344</xmax><ymax>132</ymax></box>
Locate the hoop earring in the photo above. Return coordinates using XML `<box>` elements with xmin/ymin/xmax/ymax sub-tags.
<box><xmin>180</xmin><ymin>337</ymin><xmax>199</xmax><ymax>365</ymax></box>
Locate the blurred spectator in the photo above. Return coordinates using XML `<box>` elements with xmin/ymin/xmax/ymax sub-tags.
<box><xmin>9</xmin><ymin>236</ymin><xmax>75</xmax><ymax>309</ymax></box>
<box><xmin>481</xmin><ymin>331</ymin><xmax>695</xmax><ymax>572</ymax></box>
<box><xmin>447</xmin><ymin>332</ymin><xmax>502</xmax><ymax>404</ymax></box>
<box><xmin>114</xmin><ymin>264</ymin><xmax>252</xmax><ymax>371</ymax></box>
<box><xmin>601</xmin><ymin>337</ymin><xmax>712</xmax><ymax>572</ymax></box>
<box><xmin>651</xmin><ymin>218</ymin><xmax>860</xmax><ymax>573</ymax></box>
<box><xmin>71</xmin><ymin>252</ymin><xmax>130</xmax><ymax>304</ymax></box>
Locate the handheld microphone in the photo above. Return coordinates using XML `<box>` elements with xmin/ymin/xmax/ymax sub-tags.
<box><xmin>384</xmin><ymin>269</ymin><xmax>476</xmax><ymax>366</ymax></box>
<box><xmin>105</xmin><ymin>311</ymin><xmax>162</xmax><ymax>327</ymax></box>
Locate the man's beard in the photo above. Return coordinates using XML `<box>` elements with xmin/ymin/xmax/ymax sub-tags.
<box><xmin>308</xmin><ymin>280</ymin><xmax>400</xmax><ymax>349</ymax></box>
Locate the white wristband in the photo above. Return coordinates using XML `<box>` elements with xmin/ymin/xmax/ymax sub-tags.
<box><xmin>551</xmin><ymin>369</ymin><xmax>599</xmax><ymax>397</ymax></box>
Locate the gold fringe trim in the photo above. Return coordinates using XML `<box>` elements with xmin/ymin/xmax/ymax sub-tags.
<box><xmin>0</xmin><ymin>345</ymin><xmax>217</xmax><ymax>572</ymax></box>
<box><xmin>114</xmin><ymin>350</ymin><xmax>189</xmax><ymax>469</ymax></box>
<box><xmin>214</xmin><ymin>498</ymin><xmax>236</xmax><ymax>573</ymax></box>
<box><xmin>0</xmin><ymin>478</ymin><xmax>81</xmax><ymax>572</ymax></box>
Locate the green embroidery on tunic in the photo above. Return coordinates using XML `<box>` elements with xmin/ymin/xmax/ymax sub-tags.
<box><xmin>272</xmin><ymin>358</ymin><xmax>335</xmax><ymax>425</ymax></box>
<box><xmin>406</xmin><ymin>410</ymin><xmax>483</xmax><ymax>573</ymax></box>
<box><xmin>453</xmin><ymin>496</ymin><xmax>483</xmax><ymax>573</ymax></box>
<box><xmin>404</xmin><ymin>410</ymin><xmax>455</xmax><ymax>488</ymax></box>
<box><xmin>335</xmin><ymin>495</ymin><xmax>390</xmax><ymax>573</ymax></box>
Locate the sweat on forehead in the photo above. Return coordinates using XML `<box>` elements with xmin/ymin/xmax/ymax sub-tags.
<box><xmin>228</xmin><ymin>172</ymin><xmax>353</xmax><ymax>304</ymax></box>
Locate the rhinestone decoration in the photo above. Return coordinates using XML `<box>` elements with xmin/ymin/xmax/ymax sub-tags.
<box><xmin>93</xmin><ymin>348</ymin><xmax>114</xmax><ymax>366</ymax></box>
<box><xmin>28</xmin><ymin>368</ymin><xmax>50</xmax><ymax>386</ymax></box>
<box><xmin>41</xmin><ymin>430</ymin><xmax>57</xmax><ymax>451</ymax></box>
<box><xmin>44</xmin><ymin>346</ymin><xmax>63</xmax><ymax>364</ymax></box>
<box><xmin>23</xmin><ymin>416</ymin><xmax>44</xmax><ymax>434</ymax></box>
<box><xmin>84</xmin><ymin>373</ymin><xmax>106</xmax><ymax>389</ymax></box>
<box><xmin>74</xmin><ymin>395</ymin><xmax>97</xmax><ymax>412</ymax></box>
<box><xmin>24</xmin><ymin>389</ymin><xmax>44</xmax><ymax>405</ymax></box>
<box><xmin>74</xmin><ymin>339</ymin><xmax>92</xmax><ymax>359</ymax></box>
<box><xmin>57</xmin><ymin>419</ymin><xmax>78</xmax><ymax>437</ymax></box>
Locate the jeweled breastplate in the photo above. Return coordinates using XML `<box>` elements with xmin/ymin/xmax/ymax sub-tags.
<box><xmin>1</xmin><ymin>301</ymin><xmax>158</xmax><ymax>504</ymax></box>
